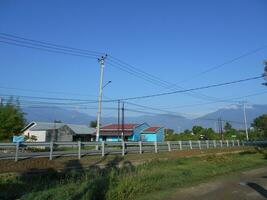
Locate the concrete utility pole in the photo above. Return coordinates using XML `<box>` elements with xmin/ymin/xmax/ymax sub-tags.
<box><xmin>242</xmin><ymin>101</ymin><xmax>249</xmax><ymax>141</ymax></box>
<box><xmin>263</xmin><ymin>60</ymin><xmax>267</xmax><ymax>86</ymax></box>
<box><xmin>96</xmin><ymin>55</ymin><xmax>107</xmax><ymax>142</ymax></box>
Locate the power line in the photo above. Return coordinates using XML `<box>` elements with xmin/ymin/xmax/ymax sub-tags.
<box><xmin>177</xmin><ymin>45</ymin><xmax>267</xmax><ymax>84</ymax></box>
<box><xmin>1</xmin><ymin>74</ymin><xmax>264</xmax><ymax>104</ymax></box>
<box><xmin>156</xmin><ymin>90</ymin><xmax>267</xmax><ymax>109</ymax></box>
<box><xmin>0</xmin><ymin>32</ymin><xmax>103</xmax><ymax>56</ymax></box>
<box><xmin>0</xmin><ymin>86</ymin><xmax>97</xmax><ymax>97</ymax></box>
<box><xmin>0</xmin><ymin>32</ymin><xmax>228</xmax><ymax>102</ymax></box>
<box><xmin>112</xmin><ymin>75</ymin><xmax>264</xmax><ymax>102</ymax></box>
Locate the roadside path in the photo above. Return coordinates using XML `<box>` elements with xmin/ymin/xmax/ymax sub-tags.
<box><xmin>166</xmin><ymin>167</ymin><xmax>267</xmax><ymax>200</ymax></box>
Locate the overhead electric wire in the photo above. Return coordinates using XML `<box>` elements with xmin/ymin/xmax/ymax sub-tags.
<box><xmin>0</xmin><ymin>93</ymin><xmax>98</xmax><ymax>102</ymax></box>
<box><xmin>0</xmin><ymin>86</ymin><xmax>97</xmax><ymax>97</ymax></box>
<box><xmin>0</xmin><ymin>40</ymin><xmax>99</xmax><ymax>59</ymax></box>
<box><xmin>1</xmin><ymin>74</ymin><xmax>265</xmax><ymax>104</ymax></box>
<box><xmin>0</xmin><ymin>32</ymin><xmax>103</xmax><ymax>56</ymax></box>
<box><xmin>176</xmin><ymin>45</ymin><xmax>267</xmax><ymax>84</ymax></box>
<box><xmin>0</xmin><ymin>32</ymin><xmax>224</xmax><ymax>101</ymax></box>
<box><xmin>109</xmin><ymin>75</ymin><xmax>264</xmax><ymax>102</ymax></box>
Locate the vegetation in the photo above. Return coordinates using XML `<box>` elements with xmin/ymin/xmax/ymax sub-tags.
<box><xmin>90</xmin><ymin>120</ymin><xmax>97</xmax><ymax>128</ymax></box>
<box><xmin>165</xmin><ymin>114</ymin><xmax>267</xmax><ymax>141</ymax></box>
<box><xmin>0</xmin><ymin>148</ymin><xmax>266</xmax><ymax>200</ymax></box>
<box><xmin>252</xmin><ymin>114</ymin><xmax>267</xmax><ymax>137</ymax></box>
<box><xmin>0</xmin><ymin>97</ymin><xmax>26</xmax><ymax>141</ymax></box>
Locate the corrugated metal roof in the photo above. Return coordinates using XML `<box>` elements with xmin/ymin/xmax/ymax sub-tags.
<box><xmin>67</xmin><ymin>124</ymin><xmax>95</xmax><ymax>135</ymax></box>
<box><xmin>30</xmin><ymin>122</ymin><xmax>65</xmax><ymax>131</ymax></box>
<box><xmin>142</xmin><ymin>126</ymin><xmax>162</xmax><ymax>133</ymax></box>
<box><xmin>27</xmin><ymin>121</ymin><xmax>95</xmax><ymax>135</ymax></box>
<box><xmin>101</xmin><ymin>124</ymin><xmax>139</xmax><ymax>130</ymax></box>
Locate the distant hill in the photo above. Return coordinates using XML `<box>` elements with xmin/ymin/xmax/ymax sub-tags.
<box><xmin>23</xmin><ymin>107</ymin><xmax>95</xmax><ymax>125</ymax></box>
<box><xmin>195</xmin><ymin>104</ymin><xmax>267</xmax><ymax>130</ymax></box>
<box><xmin>22</xmin><ymin>104</ymin><xmax>267</xmax><ymax>131</ymax></box>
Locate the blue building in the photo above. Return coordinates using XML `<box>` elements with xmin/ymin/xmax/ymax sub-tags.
<box><xmin>99</xmin><ymin>123</ymin><xmax>164</xmax><ymax>142</ymax></box>
<box><xmin>140</xmin><ymin>127</ymin><xmax>164</xmax><ymax>142</ymax></box>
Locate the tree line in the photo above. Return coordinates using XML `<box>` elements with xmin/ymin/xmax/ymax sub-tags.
<box><xmin>165</xmin><ymin>116</ymin><xmax>267</xmax><ymax>141</ymax></box>
<box><xmin>0</xmin><ymin>98</ymin><xmax>267</xmax><ymax>141</ymax></box>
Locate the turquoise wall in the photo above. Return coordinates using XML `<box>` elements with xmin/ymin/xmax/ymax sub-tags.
<box><xmin>132</xmin><ymin>123</ymin><xmax>150</xmax><ymax>141</ymax></box>
<box><xmin>99</xmin><ymin>123</ymin><xmax>150</xmax><ymax>142</ymax></box>
<box><xmin>141</xmin><ymin>128</ymin><xmax>164</xmax><ymax>142</ymax></box>
<box><xmin>99</xmin><ymin>124</ymin><xmax>164</xmax><ymax>142</ymax></box>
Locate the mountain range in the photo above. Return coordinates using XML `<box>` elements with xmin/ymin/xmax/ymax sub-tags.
<box><xmin>23</xmin><ymin>104</ymin><xmax>267</xmax><ymax>131</ymax></box>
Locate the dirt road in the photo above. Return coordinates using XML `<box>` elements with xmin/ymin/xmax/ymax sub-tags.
<box><xmin>166</xmin><ymin>167</ymin><xmax>267</xmax><ymax>200</ymax></box>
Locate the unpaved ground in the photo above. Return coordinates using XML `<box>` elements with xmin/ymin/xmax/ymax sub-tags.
<box><xmin>0</xmin><ymin>147</ymin><xmax>248</xmax><ymax>173</ymax></box>
<box><xmin>166</xmin><ymin>167</ymin><xmax>267</xmax><ymax>200</ymax></box>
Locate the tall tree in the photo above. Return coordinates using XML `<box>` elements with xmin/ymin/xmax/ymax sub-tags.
<box><xmin>224</xmin><ymin>122</ymin><xmax>233</xmax><ymax>132</ymax></box>
<box><xmin>0</xmin><ymin>97</ymin><xmax>26</xmax><ymax>140</ymax></box>
<box><xmin>90</xmin><ymin>120</ymin><xmax>97</xmax><ymax>128</ymax></box>
<box><xmin>252</xmin><ymin>114</ymin><xmax>267</xmax><ymax>137</ymax></box>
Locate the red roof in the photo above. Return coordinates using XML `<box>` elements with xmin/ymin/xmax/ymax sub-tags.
<box><xmin>101</xmin><ymin>124</ymin><xmax>139</xmax><ymax>130</ymax></box>
<box><xmin>142</xmin><ymin>126</ymin><xmax>161</xmax><ymax>133</ymax></box>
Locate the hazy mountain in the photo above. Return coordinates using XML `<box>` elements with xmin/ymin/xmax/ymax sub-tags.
<box><xmin>23</xmin><ymin>104</ymin><xmax>267</xmax><ymax>131</ymax></box>
<box><xmin>194</xmin><ymin>104</ymin><xmax>267</xmax><ymax>130</ymax></box>
<box><xmin>23</xmin><ymin>107</ymin><xmax>95</xmax><ymax>125</ymax></box>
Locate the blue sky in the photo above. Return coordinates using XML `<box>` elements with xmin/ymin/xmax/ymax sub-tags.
<box><xmin>0</xmin><ymin>0</ymin><xmax>267</xmax><ymax>118</ymax></box>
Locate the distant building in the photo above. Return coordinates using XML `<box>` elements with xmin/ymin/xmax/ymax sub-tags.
<box><xmin>141</xmin><ymin>127</ymin><xmax>164</xmax><ymax>142</ymax></box>
<box><xmin>22</xmin><ymin>121</ymin><xmax>95</xmax><ymax>142</ymax></box>
<box><xmin>98</xmin><ymin>123</ymin><xmax>164</xmax><ymax>142</ymax></box>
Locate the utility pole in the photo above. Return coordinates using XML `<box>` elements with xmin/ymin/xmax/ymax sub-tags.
<box><xmin>218</xmin><ymin>118</ymin><xmax>224</xmax><ymax>140</ymax></box>
<box><xmin>96</xmin><ymin>55</ymin><xmax>107</xmax><ymax>142</ymax></box>
<box><xmin>263</xmin><ymin>60</ymin><xmax>267</xmax><ymax>86</ymax></box>
<box><xmin>243</xmin><ymin>101</ymin><xmax>249</xmax><ymax>141</ymax></box>
<box><xmin>121</xmin><ymin>102</ymin><xmax>125</xmax><ymax>141</ymax></box>
<box><xmin>118</xmin><ymin>100</ymin><xmax>120</xmax><ymax>139</ymax></box>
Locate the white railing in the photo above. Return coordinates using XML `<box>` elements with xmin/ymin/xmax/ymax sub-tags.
<box><xmin>0</xmin><ymin>140</ymin><xmax>265</xmax><ymax>162</ymax></box>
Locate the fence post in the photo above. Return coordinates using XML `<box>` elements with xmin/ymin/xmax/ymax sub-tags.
<box><xmin>206</xmin><ymin>140</ymin><xmax>209</xmax><ymax>149</ymax></box>
<box><xmin>139</xmin><ymin>141</ymin><xmax>142</xmax><ymax>154</ymax></box>
<box><xmin>198</xmin><ymin>140</ymin><xmax>201</xmax><ymax>149</ymax></box>
<box><xmin>226</xmin><ymin>140</ymin><xmax>229</xmax><ymax>147</ymax></box>
<box><xmin>122</xmin><ymin>141</ymin><xmax>125</xmax><ymax>156</ymax></box>
<box><xmin>15</xmin><ymin>142</ymin><xmax>19</xmax><ymax>162</ymax></box>
<box><xmin>220</xmin><ymin>140</ymin><xmax>223</xmax><ymax>148</ymax></box>
<box><xmin>237</xmin><ymin>140</ymin><xmax>240</xmax><ymax>146</ymax></box>
<box><xmin>167</xmin><ymin>141</ymin><xmax>171</xmax><ymax>152</ymax></box>
<box><xmin>232</xmin><ymin>140</ymin><xmax>235</xmax><ymax>147</ymax></box>
<box><xmin>101</xmin><ymin>141</ymin><xmax>105</xmax><ymax>157</ymax></box>
<box><xmin>179</xmin><ymin>141</ymin><xmax>182</xmax><ymax>150</ymax></box>
<box><xmin>78</xmin><ymin>141</ymin><xmax>81</xmax><ymax>160</ymax></box>
<box><xmin>154</xmin><ymin>141</ymin><xmax>158</xmax><ymax>153</ymax></box>
<box><xmin>49</xmin><ymin>141</ymin><xmax>54</xmax><ymax>160</ymax></box>
<box><xmin>213</xmin><ymin>140</ymin><xmax>216</xmax><ymax>148</ymax></box>
<box><xmin>189</xmin><ymin>140</ymin><xmax>192</xmax><ymax>149</ymax></box>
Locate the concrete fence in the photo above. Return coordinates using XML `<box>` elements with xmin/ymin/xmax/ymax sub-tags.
<box><xmin>0</xmin><ymin>140</ymin><xmax>265</xmax><ymax>162</ymax></box>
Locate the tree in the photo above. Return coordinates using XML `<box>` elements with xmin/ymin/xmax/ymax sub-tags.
<box><xmin>90</xmin><ymin>120</ymin><xmax>97</xmax><ymax>128</ymax></box>
<box><xmin>224</xmin><ymin>122</ymin><xmax>233</xmax><ymax>132</ymax></box>
<box><xmin>252</xmin><ymin>114</ymin><xmax>267</xmax><ymax>137</ymax></box>
<box><xmin>0</xmin><ymin>97</ymin><xmax>26</xmax><ymax>140</ymax></box>
<box><xmin>192</xmin><ymin>126</ymin><xmax>204</xmax><ymax>135</ymax></box>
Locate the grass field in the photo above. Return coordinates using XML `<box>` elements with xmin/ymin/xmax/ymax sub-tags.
<box><xmin>0</xmin><ymin>147</ymin><xmax>266</xmax><ymax>200</ymax></box>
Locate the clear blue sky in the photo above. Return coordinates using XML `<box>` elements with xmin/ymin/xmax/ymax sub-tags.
<box><xmin>0</xmin><ymin>0</ymin><xmax>267</xmax><ymax>118</ymax></box>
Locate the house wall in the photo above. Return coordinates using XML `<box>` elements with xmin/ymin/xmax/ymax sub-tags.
<box><xmin>156</xmin><ymin>128</ymin><xmax>164</xmax><ymax>142</ymax></box>
<box><xmin>57</xmin><ymin>126</ymin><xmax>73</xmax><ymax>142</ymax></box>
<box><xmin>132</xmin><ymin>123</ymin><xmax>150</xmax><ymax>141</ymax></box>
<box><xmin>46</xmin><ymin>126</ymin><xmax>73</xmax><ymax>142</ymax></box>
<box><xmin>99</xmin><ymin>136</ymin><xmax>121</xmax><ymax>142</ymax></box>
<box><xmin>28</xmin><ymin>131</ymin><xmax>47</xmax><ymax>142</ymax></box>
<box><xmin>141</xmin><ymin>133</ymin><xmax>157</xmax><ymax>142</ymax></box>
<box><xmin>141</xmin><ymin>128</ymin><xmax>165</xmax><ymax>142</ymax></box>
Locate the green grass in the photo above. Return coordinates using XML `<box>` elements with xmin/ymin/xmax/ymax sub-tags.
<box><xmin>0</xmin><ymin>148</ymin><xmax>267</xmax><ymax>200</ymax></box>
